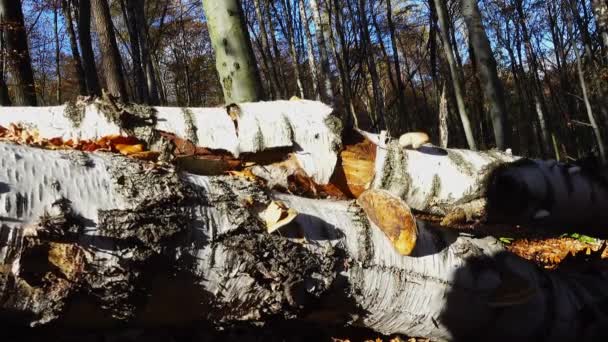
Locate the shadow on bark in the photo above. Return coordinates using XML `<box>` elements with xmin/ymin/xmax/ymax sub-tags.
<box><xmin>439</xmin><ymin>251</ymin><xmax>608</xmax><ymax>342</ymax></box>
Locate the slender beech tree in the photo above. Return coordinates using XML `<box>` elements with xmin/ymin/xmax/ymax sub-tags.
<box><xmin>592</xmin><ymin>0</ymin><xmax>608</xmax><ymax>62</ymax></box>
<box><xmin>61</xmin><ymin>0</ymin><xmax>87</xmax><ymax>96</ymax></box>
<box><xmin>433</xmin><ymin>0</ymin><xmax>476</xmax><ymax>150</ymax></box>
<box><xmin>514</xmin><ymin>0</ymin><xmax>551</xmax><ymax>156</ymax></box>
<box><xmin>54</xmin><ymin>0</ymin><xmax>61</xmax><ymax>103</ymax></box>
<box><xmin>358</xmin><ymin>0</ymin><xmax>386</xmax><ymax>132</ymax></box>
<box><xmin>0</xmin><ymin>0</ymin><xmax>37</xmax><ymax>106</ymax></box>
<box><xmin>0</xmin><ymin>19</ymin><xmax>11</xmax><ymax>106</ymax></box>
<box><xmin>202</xmin><ymin>0</ymin><xmax>264</xmax><ymax>103</ymax></box>
<box><xmin>568</xmin><ymin>2</ymin><xmax>606</xmax><ymax>162</ymax></box>
<box><xmin>385</xmin><ymin>0</ymin><xmax>408</xmax><ymax>125</ymax></box>
<box><xmin>78</xmin><ymin>0</ymin><xmax>101</xmax><ymax>96</ymax></box>
<box><xmin>265</xmin><ymin>1</ymin><xmax>287</xmax><ymax>98</ymax></box>
<box><xmin>134</xmin><ymin>0</ymin><xmax>160</xmax><ymax>105</ymax></box>
<box><xmin>327</xmin><ymin>0</ymin><xmax>356</xmax><ymax>127</ymax></box>
<box><xmin>298</xmin><ymin>0</ymin><xmax>320</xmax><ymax>100</ymax></box>
<box><xmin>120</xmin><ymin>0</ymin><xmax>147</xmax><ymax>103</ymax></box>
<box><xmin>310</xmin><ymin>0</ymin><xmax>335</xmax><ymax>103</ymax></box>
<box><xmin>461</xmin><ymin>0</ymin><xmax>507</xmax><ymax>150</ymax></box>
<box><xmin>277</xmin><ymin>0</ymin><xmax>305</xmax><ymax>98</ymax></box>
<box><xmin>252</xmin><ymin>0</ymin><xmax>280</xmax><ymax>99</ymax></box>
<box><xmin>91</xmin><ymin>0</ymin><xmax>129</xmax><ymax>99</ymax></box>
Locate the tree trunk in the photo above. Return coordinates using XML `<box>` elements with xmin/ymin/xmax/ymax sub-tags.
<box><xmin>514</xmin><ymin>0</ymin><xmax>551</xmax><ymax>157</ymax></box>
<box><xmin>461</xmin><ymin>0</ymin><xmax>507</xmax><ymax>150</ymax></box>
<box><xmin>438</xmin><ymin>83</ymin><xmax>448</xmax><ymax>148</ymax></box>
<box><xmin>298</xmin><ymin>0</ymin><xmax>320</xmax><ymax>100</ymax></box>
<box><xmin>309</xmin><ymin>0</ymin><xmax>335</xmax><ymax>103</ymax></box>
<box><xmin>433</xmin><ymin>0</ymin><xmax>476</xmax><ymax>150</ymax></box>
<box><xmin>202</xmin><ymin>0</ymin><xmax>264</xmax><ymax>104</ymax></box>
<box><xmin>385</xmin><ymin>0</ymin><xmax>408</xmax><ymax>130</ymax></box>
<box><xmin>592</xmin><ymin>0</ymin><xmax>608</xmax><ymax>62</ymax></box>
<box><xmin>54</xmin><ymin>1</ymin><xmax>61</xmax><ymax>104</ymax></box>
<box><xmin>61</xmin><ymin>0</ymin><xmax>87</xmax><ymax>96</ymax></box>
<box><xmin>281</xmin><ymin>0</ymin><xmax>305</xmax><ymax>99</ymax></box>
<box><xmin>358</xmin><ymin>0</ymin><xmax>386</xmax><ymax>133</ymax></box>
<box><xmin>568</xmin><ymin>9</ymin><xmax>607</xmax><ymax>162</ymax></box>
<box><xmin>0</xmin><ymin>16</ymin><xmax>9</xmax><ymax>106</ymax></box>
<box><xmin>90</xmin><ymin>0</ymin><xmax>129</xmax><ymax>100</ymax></box>
<box><xmin>120</xmin><ymin>0</ymin><xmax>147</xmax><ymax>104</ymax></box>
<box><xmin>77</xmin><ymin>0</ymin><xmax>101</xmax><ymax>97</ymax></box>
<box><xmin>134</xmin><ymin>0</ymin><xmax>160</xmax><ymax>105</ymax></box>
<box><xmin>252</xmin><ymin>0</ymin><xmax>280</xmax><ymax>99</ymax></box>
<box><xmin>326</xmin><ymin>0</ymin><xmax>356</xmax><ymax>128</ymax></box>
<box><xmin>569</xmin><ymin>0</ymin><xmax>595</xmax><ymax>63</ymax></box>
<box><xmin>266</xmin><ymin>1</ymin><xmax>287</xmax><ymax>99</ymax></box>
<box><xmin>0</xmin><ymin>0</ymin><xmax>37</xmax><ymax>106</ymax></box>
<box><xmin>177</xmin><ymin>0</ymin><xmax>194</xmax><ymax>106</ymax></box>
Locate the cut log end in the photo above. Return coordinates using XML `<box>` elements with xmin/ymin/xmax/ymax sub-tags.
<box><xmin>356</xmin><ymin>189</ymin><xmax>417</xmax><ymax>256</ymax></box>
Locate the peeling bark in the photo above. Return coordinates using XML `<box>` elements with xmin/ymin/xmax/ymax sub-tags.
<box><xmin>1</xmin><ymin>142</ymin><xmax>608</xmax><ymax>341</ymax></box>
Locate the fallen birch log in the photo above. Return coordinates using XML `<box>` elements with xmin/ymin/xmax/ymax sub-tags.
<box><xmin>4</xmin><ymin>98</ymin><xmax>607</xmax><ymax>230</ymax></box>
<box><xmin>0</xmin><ymin>97</ymin><xmax>342</xmax><ymax>184</ymax></box>
<box><xmin>358</xmin><ymin>130</ymin><xmax>608</xmax><ymax>230</ymax></box>
<box><xmin>1</xmin><ymin>142</ymin><xmax>608</xmax><ymax>342</ymax></box>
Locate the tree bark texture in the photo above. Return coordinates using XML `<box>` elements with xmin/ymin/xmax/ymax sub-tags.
<box><xmin>90</xmin><ymin>0</ymin><xmax>129</xmax><ymax>100</ymax></box>
<box><xmin>0</xmin><ymin>15</ymin><xmax>12</xmax><ymax>106</ymax></box>
<box><xmin>0</xmin><ymin>0</ymin><xmax>37</xmax><ymax>106</ymax></box>
<box><xmin>1</xmin><ymin>140</ymin><xmax>608</xmax><ymax>341</ymax></box>
<box><xmin>202</xmin><ymin>0</ymin><xmax>264</xmax><ymax>104</ymax></box>
<box><xmin>0</xmin><ymin>100</ymin><xmax>341</xmax><ymax>185</ymax></box>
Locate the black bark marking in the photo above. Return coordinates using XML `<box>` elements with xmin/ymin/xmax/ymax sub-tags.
<box><xmin>181</xmin><ymin>107</ymin><xmax>199</xmax><ymax>145</ymax></box>
<box><xmin>93</xmin><ymin>93</ymin><xmax>159</xmax><ymax>146</ymax></box>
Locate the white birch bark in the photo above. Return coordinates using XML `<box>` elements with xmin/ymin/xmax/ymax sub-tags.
<box><xmin>365</xmin><ymin>130</ymin><xmax>608</xmax><ymax>228</ymax></box>
<box><xmin>0</xmin><ymin>100</ymin><xmax>341</xmax><ymax>184</ymax></box>
<box><xmin>1</xmin><ymin>142</ymin><xmax>607</xmax><ymax>341</ymax></box>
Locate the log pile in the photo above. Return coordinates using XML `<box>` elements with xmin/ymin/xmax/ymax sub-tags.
<box><xmin>1</xmin><ymin>98</ymin><xmax>608</xmax><ymax>341</ymax></box>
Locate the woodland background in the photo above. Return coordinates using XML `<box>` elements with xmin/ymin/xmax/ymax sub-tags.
<box><xmin>1</xmin><ymin>0</ymin><xmax>608</xmax><ymax>159</ymax></box>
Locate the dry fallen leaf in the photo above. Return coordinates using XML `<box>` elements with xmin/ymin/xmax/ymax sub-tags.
<box><xmin>97</xmin><ymin>134</ymin><xmax>140</xmax><ymax>147</ymax></box>
<box><xmin>227</xmin><ymin>169</ymin><xmax>260</xmax><ymax>182</ymax></box>
<box><xmin>507</xmin><ymin>237</ymin><xmax>604</xmax><ymax>269</ymax></box>
<box><xmin>357</xmin><ymin>189</ymin><xmax>417</xmax><ymax>256</ymax></box>
<box><xmin>0</xmin><ymin>123</ymin><xmax>162</xmax><ymax>162</ymax></box>
<box><xmin>115</xmin><ymin>143</ymin><xmax>144</xmax><ymax>155</ymax></box>
<box><xmin>258</xmin><ymin>200</ymin><xmax>298</xmax><ymax>233</ymax></box>
<box><xmin>129</xmin><ymin>151</ymin><xmax>161</xmax><ymax>161</ymax></box>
